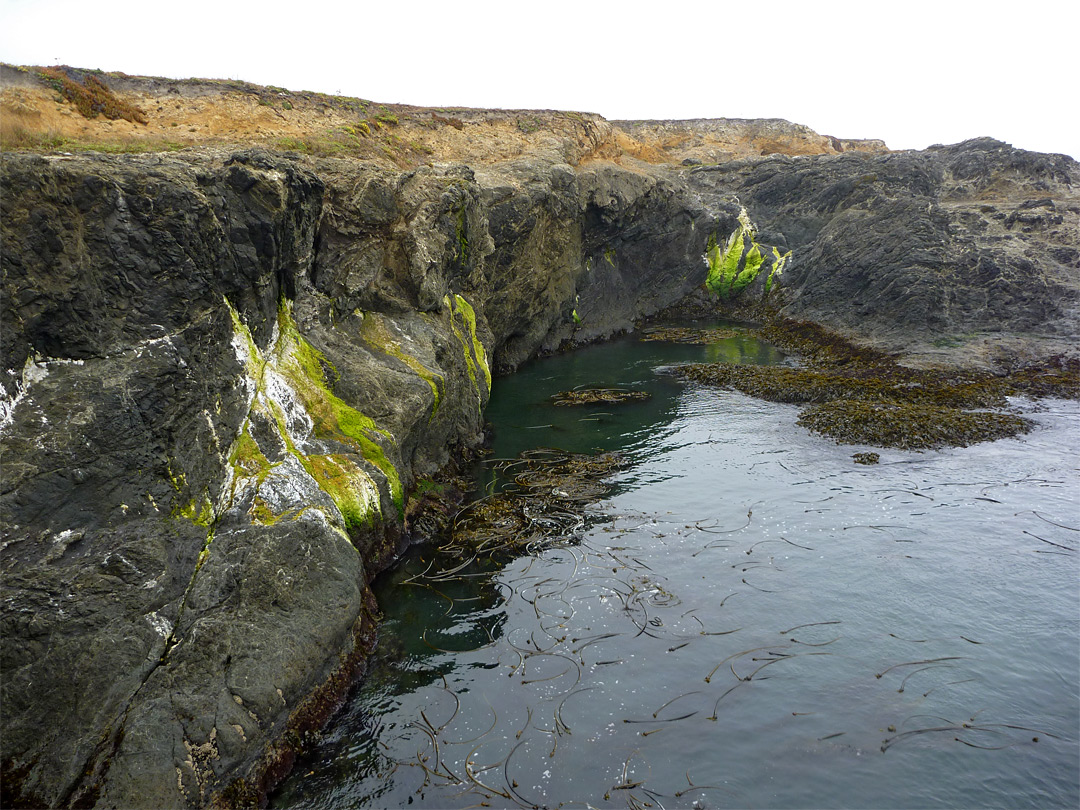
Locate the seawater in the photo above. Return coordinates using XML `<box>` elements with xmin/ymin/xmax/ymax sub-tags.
<box><xmin>273</xmin><ymin>325</ymin><xmax>1079</xmax><ymax>809</ymax></box>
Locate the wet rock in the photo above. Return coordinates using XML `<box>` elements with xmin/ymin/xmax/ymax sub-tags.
<box><xmin>0</xmin><ymin>150</ymin><xmax>493</xmax><ymax>808</ymax></box>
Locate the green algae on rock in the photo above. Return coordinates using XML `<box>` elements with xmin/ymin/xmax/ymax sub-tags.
<box><xmin>445</xmin><ymin>292</ymin><xmax>491</xmax><ymax>408</ymax></box>
<box><xmin>704</xmin><ymin>207</ymin><xmax>790</xmax><ymax>300</ymax></box>
<box><xmin>273</xmin><ymin>301</ymin><xmax>403</xmax><ymax>515</ymax></box>
<box><xmin>358</xmin><ymin>312</ymin><xmax>445</xmax><ymax>419</ymax></box>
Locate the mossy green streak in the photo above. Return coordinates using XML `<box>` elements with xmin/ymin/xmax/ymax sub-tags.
<box><xmin>445</xmin><ymin>293</ymin><xmax>491</xmax><ymax>409</ymax></box>
<box><xmin>359</xmin><ymin>312</ymin><xmax>444</xmax><ymax>418</ymax></box>
<box><xmin>275</xmin><ymin>302</ymin><xmax>403</xmax><ymax>515</ymax></box>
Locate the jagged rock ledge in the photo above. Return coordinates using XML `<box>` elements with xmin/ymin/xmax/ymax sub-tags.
<box><xmin>1</xmin><ymin>128</ymin><xmax>1077</xmax><ymax>808</ymax></box>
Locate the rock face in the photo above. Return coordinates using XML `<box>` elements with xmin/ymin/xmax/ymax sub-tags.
<box><xmin>688</xmin><ymin>137</ymin><xmax>1080</xmax><ymax>366</ymax></box>
<box><xmin>1</xmin><ymin>134</ymin><xmax>1077</xmax><ymax>808</ymax></box>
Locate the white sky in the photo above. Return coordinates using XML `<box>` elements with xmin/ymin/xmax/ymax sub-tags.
<box><xmin>1</xmin><ymin>0</ymin><xmax>1076</xmax><ymax>158</ymax></box>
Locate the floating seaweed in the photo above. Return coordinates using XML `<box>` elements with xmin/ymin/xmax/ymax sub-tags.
<box><xmin>448</xmin><ymin>448</ymin><xmax>626</xmax><ymax>556</ymax></box>
<box><xmin>678</xmin><ymin>356</ymin><xmax>1039</xmax><ymax>450</ymax></box>
<box><xmin>798</xmin><ymin>402</ymin><xmax>1032</xmax><ymax>450</ymax></box>
<box><xmin>638</xmin><ymin>326</ymin><xmax>739</xmax><ymax>344</ymax></box>
<box><xmin>551</xmin><ymin>388</ymin><xmax>652</xmax><ymax>406</ymax></box>
<box><xmin>668</xmin><ymin>314</ymin><xmax>1078</xmax><ymax>450</ymax></box>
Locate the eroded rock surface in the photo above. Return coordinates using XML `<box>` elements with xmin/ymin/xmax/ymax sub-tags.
<box><xmin>0</xmin><ymin>147</ymin><xmax>722</xmax><ymax>807</ymax></box>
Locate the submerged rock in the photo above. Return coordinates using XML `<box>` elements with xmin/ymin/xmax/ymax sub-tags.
<box><xmin>677</xmin><ymin>333</ymin><xmax>1076</xmax><ymax>449</ymax></box>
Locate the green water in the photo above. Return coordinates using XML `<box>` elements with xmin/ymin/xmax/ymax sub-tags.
<box><xmin>273</xmin><ymin>324</ymin><xmax>1079</xmax><ymax>809</ymax></box>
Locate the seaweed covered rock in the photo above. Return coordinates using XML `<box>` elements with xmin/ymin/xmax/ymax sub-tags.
<box><xmin>449</xmin><ymin>449</ymin><xmax>625</xmax><ymax>556</ymax></box>
<box><xmin>677</xmin><ymin>323</ymin><xmax>1076</xmax><ymax>449</ymax></box>
<box><xmin>552</xmin><ymin>388</ymin><xmax>652</xmax><ymax>406</ymax></box>
<box><xmin>797</xmin><ymin>400</ymin><xmax>1032</xmax><ymax>450</ymax></box>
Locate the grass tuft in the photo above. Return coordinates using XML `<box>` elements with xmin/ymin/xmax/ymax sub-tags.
<box><xmin>38</xmin><ymin>66</ymin><xmax>147</xmax><ymax>124</ymax></box>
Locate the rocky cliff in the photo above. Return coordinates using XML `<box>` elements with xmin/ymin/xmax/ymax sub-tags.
<box><xmin>0</xmin><ymin>146</ymin><xmax>727</xmax><ymax>808</ymax></box>
<box><xmin>2</xmin><ymin>67</ymin><xmax>1078</xmax><ymax>809</ymax></box>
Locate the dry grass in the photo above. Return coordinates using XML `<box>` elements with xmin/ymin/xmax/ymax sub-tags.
<box><xmin>38</xmin><ymin>67</ymin><xmax>147</xmax><ymax>124</ymax></box>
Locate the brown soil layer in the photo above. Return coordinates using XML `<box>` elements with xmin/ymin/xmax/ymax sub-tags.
<box><xmin>0</xmin><ymin>64</ymin><xmax>887</xmax><ymax>169</ymax></box>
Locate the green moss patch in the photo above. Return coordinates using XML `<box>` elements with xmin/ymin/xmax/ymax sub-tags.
<box><xmin>445</xmin><ymin>293</ymin><xmax>491</xmax><ymax>405</ymax></box>
<box><xmin>275</xmin><ymin>303</ymin><xmax>403</xmax><ymax>515</ymax></box>
<box><xmin>301</xmin><ymin>454</ymin><xmax>381</xmax><ymax>531</ymax></box>
<box><xmin>229</xmin><ymin>424</ymin><xmax>272</xmax><ymax>481</ymax></box>
<box><xmin>359</xmin><ymin>313</ymin><xmax>444</xmax><ymax>417</ymax></box>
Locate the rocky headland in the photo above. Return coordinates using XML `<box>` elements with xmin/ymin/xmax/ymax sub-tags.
<box><xmin>2</xmin><ymin>65</ymin><xmax>1077</xmax><ymax>808</ymax></box>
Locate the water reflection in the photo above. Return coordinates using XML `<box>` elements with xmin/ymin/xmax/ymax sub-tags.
<box><xmin>271</xmin><ymin>326</ymin><xmax>1079</xmax><ymax>810</ymax></box>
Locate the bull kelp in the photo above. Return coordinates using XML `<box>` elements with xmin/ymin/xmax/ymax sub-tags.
<box><xmin>448</xmin><ymin>448</ymin><xmax>625</xmax><ymax>557</ymax></box>
<box><xmin>273</xmin><ymin>323</ymin><xmax>1078</xmax><ymax>810</ymax></box>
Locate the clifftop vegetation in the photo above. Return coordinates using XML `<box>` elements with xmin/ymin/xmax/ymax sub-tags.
<box><xmin>0</xmin><ymin>63</ymin><xmax>887</xmax><ymax>169</ymax></box>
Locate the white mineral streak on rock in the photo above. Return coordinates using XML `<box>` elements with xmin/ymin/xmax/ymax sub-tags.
<box><xmin>260</xmin><ymin>368</ymin><xmax>314</xmax><ymax>450</ymax></box>
<box><xmin>0</xmin><ymin>356</ymin><xmax>49</xmax><ymax>433</ymax></box>
<box><xmin>145</xmin><ymin>611</ymin><xmax>173</xmax><ymax>639</ymax></box>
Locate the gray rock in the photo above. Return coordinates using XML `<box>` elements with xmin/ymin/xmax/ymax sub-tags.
<box><xmin>689</xmin><ymin>138</ymin><xmax>1080</xmax><ymax>366</ymax></box>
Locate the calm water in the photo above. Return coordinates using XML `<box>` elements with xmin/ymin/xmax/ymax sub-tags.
<box><xmin>273</xmin><ymin>325</ymin><xmax>1080</xmax><ymax>809</ymax></box>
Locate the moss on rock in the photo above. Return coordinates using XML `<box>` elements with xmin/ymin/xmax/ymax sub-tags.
<box><xmin>445</xmin><ymin>293</ymin><xmax>490</xmax><ymax>407</ymax></box>
<box><xmin>359</xmin><ymin>312</ymin><xmax>444</xmax><ymax>418</ymax></box>
<box><xmin>274</xmin><ymin>302</ymin><xmax>403</xmax><ymax>515</ymax></box>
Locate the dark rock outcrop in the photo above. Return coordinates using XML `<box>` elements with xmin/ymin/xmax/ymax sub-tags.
<box><xmin>0</xmin><ymin>148</ymin><xmax>720</xmax><ymax>808</ymax></box>
<box><xmin>2</xmin><ymin>135</ymin><xmax>1076</xmax><ymax>808</ymax></box>
<box><xmin>689</xmin><ymin>137</ymin><xmax>1080</xmax><ymax>366</ymax></box>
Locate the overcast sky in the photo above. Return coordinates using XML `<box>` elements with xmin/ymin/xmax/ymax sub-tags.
<box><xmin>2</xmin><ymin>0</ymin><xmax>1076</xmax><ymax>158</ymax></box>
